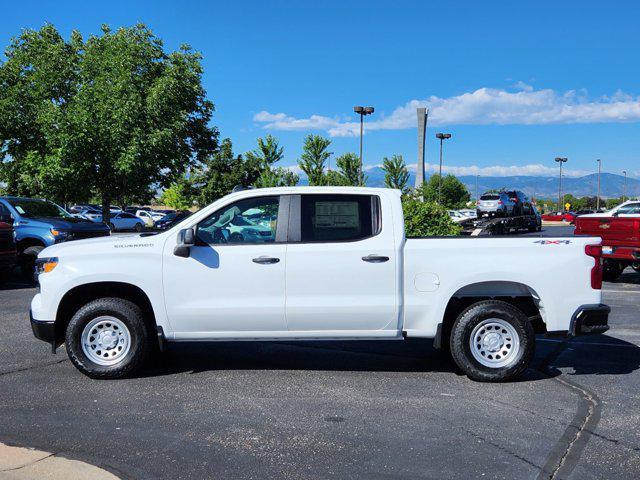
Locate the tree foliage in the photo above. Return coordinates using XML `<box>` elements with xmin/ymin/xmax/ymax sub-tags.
<box><xmin>196</xmin><ymin>138</ymin><xmax>259</xmax><ymax>205</ymax></box>
<box><xmin>402</xmin><ymin>196</ymin><xmax>461</xmax><ymax>237</ymax></box>
<box><xmin>245</xmin><ymin>134</ymin><xmax>284</xmax><ymax>168</ymax></box>
<box><xmin>417</xmin><ymin>174</ymin><xmax>470</xmax><ymax>208</ymax></box>
<box><xmin>160</xmin><ymin>175</ymin><xmax>197</xmax><ymax>210</ymax></box>
<box><xmin>382</xmin><ymin>154</ymin><xmax>410</xmax><ymax>193</ymax></box>
<box><xmin>298</xmin><ymin>134</ymin><xmax>332</xmax><ymax>186</ymax></box>
<box><xmin>254</xmin><ymin>167</ymin><xmax>299</xmax><ymax>188</ymax></box>
<box><xmin>0</xmin><ymin>23</ymin><xmax>217</xmax><ymax>220</ymax></box>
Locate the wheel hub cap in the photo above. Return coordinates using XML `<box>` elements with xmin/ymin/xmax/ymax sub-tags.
<box><xmin>81</xmin><ymin>316</ymin><xmax>131</xmax><ymax>366</ymax></box>
<box><xmin>469</xmin><ymin>318</ymin><xmax>521</xmax><ymax>369</ymax></box>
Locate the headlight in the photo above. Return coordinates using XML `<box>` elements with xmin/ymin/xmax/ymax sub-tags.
<box><xmin>36</xmin><ymin>257</ymin><xmax>59</xmax><ymax>275</ymax></box>
<box><xmin>50</xmin><ymin>228</ymin><xmax>69</xmax><ymax>238</ymax></box>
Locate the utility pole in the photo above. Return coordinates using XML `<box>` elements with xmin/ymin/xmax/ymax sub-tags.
<box><xmin>555</xmin><ymin>157</ymin><xmax>568</xmax><ymax>211</ymax></box>
<box><xmin>435</xmin><ymin>133</ymin><xmax>452</xmax><ymax>203</ymax></box>
<box><xmin>353</xmin><ymin>106</ymin><xmax>374</xmax><ymax>185</ymax></box>
<box><xmin>415</xmin><ymin>108</ymin><xmax>429</xmax><ymax>190</ymax></box>
<box><xmin>622</xmin><ymin>170</ymin><xmax>627</xmax><ymax>202</ymax></box>
<box><xmin>475</xmin><ymin>174</ymin><xmax>479</xmax><ymax>202</ymax></box>
<box><xmin>596</xmin><ymin>159</ymin><xmax>602</xmax><ymax>211</ymax></box>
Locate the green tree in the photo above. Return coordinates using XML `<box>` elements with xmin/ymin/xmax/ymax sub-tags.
<box><xmin>0</xmin><ymin>24</ymin><xmax>217</xmax><ymax>222</ymax></box>
<box><xmin>254</xmin><ymin>167</ymin><xmax>299</xmax><ymax>188</ymax></box>
<box><xmin>417</xmin><ymin>174</ymin><xmax>470</xmax><ymax>208</ymax></box>
<box><xmin>160</xmin><ymin>176</ymin><xmax>197</xmax><ymax>210</ymax></box>
<box><xmin>382</xmin><ymin>154</ymin><xmax>410</xmax><ymax>194</ymax></box>
<box><xmin>335</xmin><ymin>152</ymin><xmax>364</xmax><ymax>186</ymax></box>
<box><xmin>245</xmin><ymin>134</ymin><xmax>284</xmax><ymax>168</ymax></box>
<box><xmin>197</xmin><ymin>138</ymin><xmax>260</xmax><ymax>205</ymax></box>
<box><xmin>402</xmin><ymin>196</ymin><xmax>461</xmax><ymax>236</ymax></box>
<box><xmin>298</xmin><ymin>134</ymin><xmax>332</xmax><ymax>186</ymax></box>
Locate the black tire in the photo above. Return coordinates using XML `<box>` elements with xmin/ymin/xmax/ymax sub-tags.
<box><xmin>632</xmin><ymin>262</ymin><xmax>640</xmax><ymax>273</ymax></box>
<box><xmin>134</xmin><ymin>222</ymin><xmax>143</xmax><ymax>232</ymax></box>
<box><xmin>65</xmin><ymin>297</ymin><xmax>152</xmax><ymax>379</ymax></box>
<box><xmin>449</xmin><ymin>300</ymin><xmax>535</xmax><ymax>382</ymax></box>
<box><xmin>603</xmin><ymin>260</ymin><xmax>624</xmax><ymax>282</ymax></box>
<box><xmin>20</xmin><ymin>245</ymin><xmax>44</xmax><ymax>279</ymax></box>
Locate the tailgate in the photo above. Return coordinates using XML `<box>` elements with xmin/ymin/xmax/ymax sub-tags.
<box><xmin>575</xmin><ymin>217</ymin><xmax>640</xmax><ymax>244</ymax></box>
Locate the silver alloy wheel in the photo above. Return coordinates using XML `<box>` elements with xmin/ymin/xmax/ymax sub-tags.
<box><xmin>81</xmin><ymin>316</ymin><xmax>131</xmax><ymax>366</ymax></box>
<box><xmin>469</xmin><ymin>318</ymin><xmax>520</xmax><ymax>368</ymax></box>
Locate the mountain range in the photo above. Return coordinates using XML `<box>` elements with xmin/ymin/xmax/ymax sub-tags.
<box><xmin>356</xmin><ymin>170</ymin><xmax>639</xmax><ymax>199</ymax></box>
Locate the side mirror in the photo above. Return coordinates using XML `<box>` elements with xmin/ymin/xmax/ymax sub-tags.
<box><xmin>174</xmin><ymin>228</ymin><xmax>196</xmax><ymax>258</ymax></box>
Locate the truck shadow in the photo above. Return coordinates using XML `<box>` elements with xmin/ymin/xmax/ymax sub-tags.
<box><xmin>140</xmin><ymin>339</ymin><xmax>460</xmax><ymax>377</ymax></box>
<box><xmin>136</xmin><ymin>335</ymin><xmax>640</xmax><ymax>381</ymax></box>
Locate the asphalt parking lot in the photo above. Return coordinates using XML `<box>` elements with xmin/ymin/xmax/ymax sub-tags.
<box><xmin>1</xmin><ymin>225</ymin><xmax>638</xmax><ymax>479</ymax></box>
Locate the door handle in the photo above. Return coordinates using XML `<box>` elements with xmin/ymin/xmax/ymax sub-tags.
<box><xmin>362</xmin><ymin>254</ymin><xmax>390</xmax><ymax>263</ymax></box>
<box><xmin>252</xmin><ymin>256</ymin><xmax>280</xmax><ymax>264</ymax></box>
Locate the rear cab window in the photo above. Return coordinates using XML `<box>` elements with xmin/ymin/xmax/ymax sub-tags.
<box><xmin>480</xmin><ymin>195</ymin><xmax>500</xmax><ymax>201</ymax></box>
<box><xmin>297</xmin><ymin>194</ymin><xmax>380</xmax><ymax>242</ymax></box>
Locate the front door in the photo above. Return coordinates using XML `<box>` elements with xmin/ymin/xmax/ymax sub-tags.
<box><xmin>284</xmin><ymin>194</ymin><xmax>398</xmax><ymax>333</ymax></box>
<box><xmin>162</xmin><ymin>195</ymin><xmax>287</xmax><ymax>337</ymax></box>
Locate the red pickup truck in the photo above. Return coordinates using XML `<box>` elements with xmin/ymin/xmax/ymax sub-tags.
<box><xmin>0</xmin><ymin>220</ymin><xmax>17</xmax><ymax>282</ymax></box>
<box><xmin>574</xmin><ymin>215</ymin><xmax>640</xmax><ymax>280</ymax></box>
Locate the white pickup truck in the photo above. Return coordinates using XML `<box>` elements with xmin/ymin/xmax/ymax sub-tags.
<box><xmin>30</xmin><ymin>187</ymin><xmax>610</xmax><ymax>382</ymax></box>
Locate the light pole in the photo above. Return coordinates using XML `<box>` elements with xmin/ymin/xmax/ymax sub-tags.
<box><xmin>353</xmin><ymin>106</ymin><xmax>374</xmax><ymax>184</ymax></box>
<box><xmin>435</xmin><ymin>133</ymin><xmax>452</xmax><ymax>203</ymax></box>
<box><xmin>622</xmin><ymin>170</ymin><xmax>627</xmax><ymax>202</ymax></box>
<box><xmin>475</xmin><ymin>174</ymin><xmax>479</xmax><ymax>202</ymax></box>
<box><xmin>555</xmin><ymin>157</ymin><xmax>567</xmax><ymax>212</ymax></box>
<box><xmin>596</xmin><ymin>159</ymin><xmax>602</xmax><ymax>211</ymax></box>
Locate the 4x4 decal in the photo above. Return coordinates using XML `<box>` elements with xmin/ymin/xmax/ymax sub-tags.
<box><xmin>533</xmin><ymin>240</ymin><xmax>571</xmax><ymax>245</ymax></box>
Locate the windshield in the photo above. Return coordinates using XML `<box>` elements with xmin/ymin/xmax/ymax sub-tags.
<box><xmin>480</xmin><ymin>195</ymin><xmax>500</xmax><ymax>200</ymax></box>
<box><xmin>7</xmin><ymin>198</ymin><xmax>71</xmax><ymax>219</ymax></box>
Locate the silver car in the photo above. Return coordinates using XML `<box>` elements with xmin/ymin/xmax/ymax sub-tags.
<box><xmin>476</xmin><ymin>192</ymin><xmax>514</xmax><ymax>217</ymax></box>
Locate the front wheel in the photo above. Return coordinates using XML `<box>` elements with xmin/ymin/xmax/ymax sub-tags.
<box><xmin>134</xmin><ymin>223</ymin><xmax>143</xmax><ymax>232</ymax></box>
<box><xmin>632</xmin><ymin>262</ymin><xmax>640</xmax><ymax>273</ymax></box>
<box><xmin>65</xmin><ymin>298</ymin><xmax>152</xmax><ymax>379</ymax></box>
<box><xmin>449</xmin><ymin>300</ymin><xmax>535</xmax><ymax>382</ymax></box>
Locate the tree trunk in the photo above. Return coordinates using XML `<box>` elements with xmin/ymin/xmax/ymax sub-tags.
<box><xmin>101</xmin><ymin>195</ymin><xmax>111</xmax><ymax>227</ymax></box>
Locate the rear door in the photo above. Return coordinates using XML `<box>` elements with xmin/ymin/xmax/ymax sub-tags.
<box><xmin>284</xmin><ymin>193</ymin><xmax>398</xmax><ymax>333</ymax></box>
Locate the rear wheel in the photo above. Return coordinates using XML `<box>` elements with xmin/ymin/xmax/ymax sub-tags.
<box><xmin>449</xmin><ymin>300</ymin><xmax>535</xmax><ymax>382</ymax></box>
<box><xmin>632</xmin><ymin>262</ymin><xmax>640</xmax><ymax>273</ymax></box>
<box><xmin>603</xmin><ymin>259</ymin><xmax>624</xmax><ymax>282</ymax></box>
<box><xmin>134</xmin><ymin>222</ymin><xmax>143</xmax><ymax>232</ymax></box>
<box><xmin>65</xmin><ymin>298</ymin><xmax>152</xmax><ymax>379</ymax></box>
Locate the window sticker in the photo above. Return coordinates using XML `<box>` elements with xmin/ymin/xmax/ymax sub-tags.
<box><xmin>15</xmin><ymin>206</ymin><xmax>26</xmax><ymax>214</ymax></box>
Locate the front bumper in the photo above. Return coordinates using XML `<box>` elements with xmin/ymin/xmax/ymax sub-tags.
<box><xmin>30</xmin><ymin>309</ymin><xmax>56</xmax><ymax>344</ymax></box>
<box><xmin>570</xmin><ymin>304</ymin><xmax>610</xmax><ymax>336</ymax></box>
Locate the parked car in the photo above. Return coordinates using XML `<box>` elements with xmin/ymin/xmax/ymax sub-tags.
<box><xmin>0</xmin><ymin>196</ymin><xmax>110</xmax><ymax>275</ymax></box>
<box><xmin>78</xmin><ymin>208</ymin><xmax>103</xmax><ymax>222</ymax></box>
<box><xmin>579</xmin><ymin>200</ymin><xmax>640</xmax><ymax>219</ymax></box>
<box><xmin>575</xmin><ymin>209</ymin><xmax>596</xmax><ymax>216</ymax></box>
<box><xmin>30</xmin><ymin>187</ymin><xmax>609</xmax><ymax>382</ymax></box>
<box><xmin>575</xmin><ymin>210</ymin><xmax>640</xmax><ymax>280</ymax></box>
<box><xmin>541</xmin><ymin>211</ymin><xmax>571</xmax><ymax>222</ymax></box>
<box><xmin>504</xmin><ymin>190</ymin><xmax>530</xmax><ymax>216</ymax></box>
<box><xmin>136</xmin><ymin>209</ymin><xmax>164</xmax><ymax>227</ymax></box>
<box><xmin>448</xmin><ymin>210</ymin><xmax>468</xmax><ymax>223</ymax></box>
<box><xmin>458</xmin><ymin>209</ymin><xmax>477</xmax><ymax>219</ymax></box>
<box><xmin>154</xmin><ymin>211</ymin><xmax>193</xmax><ymax>231</ymax></box>
<box><xmin>0</xmin><ymin>218</ymin><xmax>17</xmax><ymax>283</ymax></box>
<box><xmin>103</xmin><ymin>212</ymin><xmax>146</xmax><ymax>232</ymax></box>
<box><xmin>476</xmin><ymin>192</ymin><xmax>515</xmax><ymax>217</ymax></box>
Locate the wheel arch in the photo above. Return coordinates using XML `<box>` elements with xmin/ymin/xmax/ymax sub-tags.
<box><xmin>17</xmin><ymin>236</ymin><xmax>46</xmax><ymax>254</ymax></box>
<box><xmin>434</xmin><ymin>281</ymin><xmax>545</xmax><ymax>349</ymax></box>
<box><xmin>54</xmin><ymin>281</ymin><xmax>158</xmax><ymax>344</ymax></box>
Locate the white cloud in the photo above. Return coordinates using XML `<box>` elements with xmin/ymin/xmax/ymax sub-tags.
<box><xmin>287</xmin><ymin>162</ymin><xmax>591</xmax><ymax>178</ymax></box>
<box><xmin>254</xmin><ymin>84</ymin><xmax>640</xmax><ymax>137</ymax></box>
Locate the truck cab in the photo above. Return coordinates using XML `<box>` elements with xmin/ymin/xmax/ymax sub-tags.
<box><xmin>29</xmin><ymin>187</ymin><xmax>609</xmax><ymax>382</ymax></box>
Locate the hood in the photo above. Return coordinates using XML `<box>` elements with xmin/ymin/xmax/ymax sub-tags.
<box><xmin>38</xmin><ymin>217</ymin><xmax>111</xmax><ymax>232</ymax></box>
<box><xmin>39</xmin><ymin>232</ymin><xmax>163</xmax><ymax>258</ymax></box>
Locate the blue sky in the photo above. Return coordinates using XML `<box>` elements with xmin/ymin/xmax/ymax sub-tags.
<box><xmin>2</xmin><ymin>0</ymin><xmax>639</xmax><ymax>177</ymax></box>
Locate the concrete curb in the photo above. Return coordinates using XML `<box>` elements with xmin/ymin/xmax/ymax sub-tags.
<box><xmin>0</xmin><ymin>442</ymin><xmax>120</xmax><ymax>480</ymax></box>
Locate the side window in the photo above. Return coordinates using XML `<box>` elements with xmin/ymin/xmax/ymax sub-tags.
<box><xmin>197</xmin><ymin>196</ymin><xmax>279</xmax><ymax>245</ymax></box>
<box><xmin>617</xmin><ymin>203</ymin><xmax>640</xmax><ymax>214</ymax></box>
<box><xmin>300</xmin><ymin>194</ymin><xmax>376</xmax><ymax>242</ymax></box>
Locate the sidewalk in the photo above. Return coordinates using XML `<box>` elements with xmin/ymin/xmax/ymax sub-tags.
<box><xmin>0</xmin><ymin>442</ymin><xmax>119</xmax><ymax>480</ymax></box>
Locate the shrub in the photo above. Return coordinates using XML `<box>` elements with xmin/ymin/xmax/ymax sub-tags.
<box><xmin>402</xmin><ymin>198</ymin><xmax>461</xmax><ymax>237</ymax></box>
